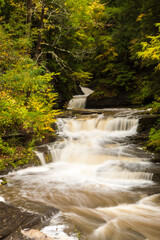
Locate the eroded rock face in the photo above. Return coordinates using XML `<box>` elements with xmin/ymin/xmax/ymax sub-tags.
<box><xmin>128</xmin><ymin>114</ymin><xmax>159</xmax><ymax>143</ymax></box>
<box><xmin>137</xmin><ymin>115</ymin><xmax>159</xmax><ymax>134</ymax></box>
<box><xmin>0</xmin><ymin>202</ymin><xmax>41</xmax><ymax>239</ymax></box>
<box><xmin>86</xmin><ymin>94</ymin><xmax>132</xmax><ymax>109</ymax></box>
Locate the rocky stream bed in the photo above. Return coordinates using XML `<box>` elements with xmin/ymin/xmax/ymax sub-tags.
<box><xmin>0</xmin><ymin>108</ymin><xmax>160</xmax><ymax>240</ymax></box>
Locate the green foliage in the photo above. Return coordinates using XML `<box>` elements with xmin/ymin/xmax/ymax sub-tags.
<box><xmin>0</xmin><ymin>25</ymin><xmax>60</xmax><ymax>161</ymax></box>
<box><xmin>89</xmin><ymin>0</ymin><xmax>160</xmax><ymax>106</ymax></box>
<box><xmin>0</xmin><ymin>0</ymin><xmax>4</xmax><ymax>8</ymax></box>
<box><xmin>0</xmin><ymin>137</ymin><xmax>15</xmax><ymax>155</ymax></box>
<box><xmin>0</xmin><ymin>145</ymin><xmax>38</xmax><ymax>172</ymax></box>
<box><xmin>0</xmin><ymin>177</ymin><xmax>7</xmax><ymax>185</ymax></box>
<box><xmin>0</xmin><ymin>92</ymin><xmax>27</xmax><ymax>134</ymax></box>
<box><xmin>65</xmin><ymin>0</ymin><xmax>105</xmax><ymax>28</ymax></box>
<box><xmin>137</xmin><ymin>24</ymin><xmax>160</xmax><ymax>71</ymax></box>
<box><xmin>75</xmin><ymin>226</ymin><xmax>82</xmax><ymax>240</ymax></box>
<box><xmin>148</xmin><ymin>126</ymin><xmax>160</xmax><ymax>153</ymax></box>
<box><xmin>150</xmin><ymin>100</ymin><xmax>160</xmax><ymax>114</ymax></box>
<box><xmin>70</xmin><ymin>71</ymin><xmax>92</xmax><ymax>85</ymax></box>
<box><xmin>130</xmin><ymin>77</ymin><xmax>153</xmax><ymax>104</ymax></box>
<box><xmin>1</xmin><ymin>0</ymin><xmax>27</xmax><ymax>37</ymax></box>
<box><xmin>0</xmin><ymin>26</ymin><xmax>31</xmax><ymax>72</ymax></box>
<box><xmin>114</xmin><ymin>69</ymin><xmax>136</xmax><ymax>90</ymax></box>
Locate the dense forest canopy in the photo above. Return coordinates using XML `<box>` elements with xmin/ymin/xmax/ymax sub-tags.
<box><xmin>1</xmin><ymin>0</ymin><xmax>160</xmax><ymax>158</ymax></box>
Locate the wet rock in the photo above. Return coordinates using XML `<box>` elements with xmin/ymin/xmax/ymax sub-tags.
<box><xmin>137</xmin><ymin>115</ymin><xmax>159</xmax><ymax>134</ymax></box>
<box><xmin>21</xmin><ymin>229</ymin><xmax>55</xmax><ymax>240</ymax></box>
<box><xmin>153</xmin><ymin>173</ymin><xmax>160</xmax><ymax>182</ymax></box>
<box><xmin>151</xmin><ymin>154</ymin><xmax>160</xmax><ymax>164</ymax></box>
<box><xmin>127</xmin><ymin>115</ymin><xmax>159</xmax><ymax>149</ymax></box>
<box><xmin>0</xmin><ymin>202</ymin><xmax>41</xmax><ymax>239</ymax></box>
<box><xmin>128</xmin><ymin>133</ymin><xmax>149</xmax><ymax>145</ymax></box>
<box><xmin>86</xmin><ymin>93</ymin><xmax>133</xmax><ymax>109</ymax></box>
<box><xmin>0</xmin><ymin>177</ymin><xmax>7</xmax><ymax>185</ymax></box>
<box><xmin>128</xmin><ymin>115</ymin><xmax>159</xmax><ymax>144</ymax></box>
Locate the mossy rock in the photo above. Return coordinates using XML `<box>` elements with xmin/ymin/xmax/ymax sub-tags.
<box><xmin>0</xmin><ymin>147</ymin><xmax>39</xmax><ymax>175</ymax></box>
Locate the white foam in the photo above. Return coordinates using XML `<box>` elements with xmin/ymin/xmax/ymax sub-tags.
<box><xmin>0</xmin><ymin>196</ymin><xmax>5</xmax><ymax>202</ymax></box>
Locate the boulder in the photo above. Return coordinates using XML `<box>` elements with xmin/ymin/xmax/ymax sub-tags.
<box><xmin>0</xmin><ymin>201</ymin><xmax>58</xmax><ymax>240</ymax></box>
<box><xmin>0</xmin><ymin>202</ymin><xmax>41</xmax><ymax>239</ymax></box>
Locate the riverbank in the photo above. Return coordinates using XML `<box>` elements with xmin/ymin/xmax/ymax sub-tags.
<box><xmin>0</xmin><ymin>130</ymin><xmax>58</xmax><ymax>174</ymax></box>
<box><xmin>0</xmin><ymin>147</ymin><xmax>39</xmax><ymax>175</ymax></box>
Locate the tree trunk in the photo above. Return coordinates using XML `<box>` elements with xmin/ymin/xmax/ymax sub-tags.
<box><xmin>26</xmin><ymin>0</ymin><xmax>32</xmax><ymax>36</ymax></box>
<box><xmin>27</xmin><ymin>0</ymin><xmax>32</xmax><ymax>24</ymax></box>
<box><xmin>34</xmin><ymin>1</ymin><xmax>45</xmax><ymax>60</ymax></box>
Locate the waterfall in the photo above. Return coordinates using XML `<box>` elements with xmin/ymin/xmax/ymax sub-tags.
<box><xmin>56</xmin><ymin>116</ymin><xmax>138</xmax><ymax>135</ymax></box>
<box><xmin>104</xmin><ymin>117</ymin><xmax>138</xmax><ymax>131</ymax></box>
<box><xmin>34</xmin><ymin>150</ymin><xmax>46</xmax><ymax>165</ymax></box>
<box><xmin>3</xmin><ymin>110</ymin><xmax>160</xmax><ymax>240</ymax></box>
<box><xmin>67</xmin><ymin>86</ymin><xmax>93</xmax><ymax>109</ymax></box>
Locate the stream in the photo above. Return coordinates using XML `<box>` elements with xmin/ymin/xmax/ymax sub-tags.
<box><xmin>1</xmin><ymin>88</ymin><xmax>160</xmax><ymax>240</ymax></box>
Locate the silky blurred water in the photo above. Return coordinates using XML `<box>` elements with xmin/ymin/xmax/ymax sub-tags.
<box><xmin>2</xmin><ymin>111</ymin><xmax>160</xmax><ymax>240</ymax></box>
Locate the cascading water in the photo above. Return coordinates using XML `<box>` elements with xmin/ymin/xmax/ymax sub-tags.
<box><xmin>34</xmin><ymin>150</ymin><xmax>46</xmax><ymax>165</ymax></box>
<box><xmin>67</xmin><ymin>86</ymin><xmax>93</xmax><ymax>109</ymax></box>
<box><xmin>2</xmin><ymin>111</ymin><xmax>160</xmax><ymax>240</ymax></box>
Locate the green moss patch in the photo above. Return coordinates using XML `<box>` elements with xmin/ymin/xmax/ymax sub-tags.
<box><xmin>0</xmin><ymin>146</ymin><xmax>39</xmax><ymax>174</ymax></box>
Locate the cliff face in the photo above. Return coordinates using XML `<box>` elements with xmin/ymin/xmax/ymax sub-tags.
<box><xmin>86</xmin><ymin>95</ymin><xmax>132</xmax><ymax>109</ymax></box>
<box><xmin>137</xmin><ymin>115</ymin><xmax>159</xmax><ymax>134</ymax></box>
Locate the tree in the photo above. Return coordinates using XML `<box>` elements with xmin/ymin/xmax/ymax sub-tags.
<box><xmin>0</xmin><ymin>25</ymin><xmax>59</xmax><ymax>141</ymax></box>
<box><xmin>27</xmin><ymin>0</ymin><xmax>32</xmax><ymax>24</ymax></box>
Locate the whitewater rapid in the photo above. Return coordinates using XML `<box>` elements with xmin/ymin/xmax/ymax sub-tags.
<box><xmin>2</xmin><ymin>111</ymin><xmax>160</xmax><ymax>240</ymax></box>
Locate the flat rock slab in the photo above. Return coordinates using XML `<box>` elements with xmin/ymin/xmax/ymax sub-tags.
<box><xmin>0</xmin><ymin>202</ymin><xmax>41</xmax><ymax>239</ymax></box>
<box><xmin>21</xmin><ymin>229</ymin><xmax>55</xmax><ymax>240</ymax></box>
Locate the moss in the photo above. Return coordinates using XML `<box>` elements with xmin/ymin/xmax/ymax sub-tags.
<box><xmin>75</xmin><ymin>226</ymin><xmax>82</xmax><ymax>240</ymax></box>
<box><xmin>43</xmin><ymin>151</ymin><xmax>53</xmax><ymax>164</ymax></box>
<box><xmin>0</xmin><ymin>129</ymin><xmax>58</xmax><ymax>174</ymax></box>
<box><xmin>0</xmin><ymin>177</ymin><xmax>7</xmax><ymax>185</ymax></box>
<box><xmin>146</xmin><ymin>119</ymin><xmax>160</xmax><ymax>153</ymax></box>
<box><xmin>0</xmin><ymin>146</ymin><xmax>39</xmax><ymax>174</ymax></box>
